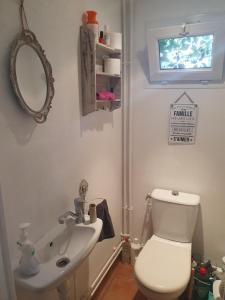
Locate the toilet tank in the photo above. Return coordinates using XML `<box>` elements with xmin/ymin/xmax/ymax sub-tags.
<box><xmin>151</xmin><ymin>189</ymin><xmax>200</xmax><ymax>243</ymax></box>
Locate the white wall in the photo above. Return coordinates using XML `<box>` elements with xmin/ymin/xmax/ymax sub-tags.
<box><xmin>0</xmin><ymin>0</ymin><xmax>122</xmax><ymax>299</ymax></box>
<box><xmin>132</xmin><ymin>0</ymin><xmax>225</xmax><ymax>264</ymax></box>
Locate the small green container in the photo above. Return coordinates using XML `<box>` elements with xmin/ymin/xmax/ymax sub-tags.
<box><xmin>193</xmin><ymin>277</ymin><xmax>211</xmax><ymax>300</ymax></box>
<box><xmin>208</xmin><ymin>291</ymin><xmax>214</xmax><ymax>300</ymax></box>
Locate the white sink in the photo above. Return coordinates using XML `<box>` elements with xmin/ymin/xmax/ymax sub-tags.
<box><xmin>14</xmin><ymin>218</ymin><xmax>102</xmax><ymax>292</ymax></box>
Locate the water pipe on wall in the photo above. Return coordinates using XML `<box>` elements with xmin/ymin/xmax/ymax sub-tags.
<box><xmin>121</xmin><ymin>0</ymin><xmax>134</xmax><ymax>237</ymax></box>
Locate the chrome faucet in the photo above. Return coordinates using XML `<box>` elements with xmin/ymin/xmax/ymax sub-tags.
<box><xmin>58</xmin><ymin>211</ymin><xmax>77</xmax><ymax>224</ymax></box>
<box><xmin>74</xmin><ymin>197</ymin><xmax>85</xmax><ymax>224</ymax></box>
<box><xmin>74</xmin><ymin>179</ymin><xmax>89</xmax><ymax>224</ymax></box>
<box><xmin>58</xmin><ymin>180</ymin><xmax>88</xmax><ymax>225</ymax></box>
<box><xmin>58</xmin><ymin>199</ymin><xmax>85</xmax><ymax>225</ymax></box>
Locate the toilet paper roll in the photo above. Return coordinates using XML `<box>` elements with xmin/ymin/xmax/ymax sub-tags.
<box><xmin>104</xmin><ymin>58</ymin><xmax>121</xmax><ymax>75</ymax></box>
<box><xmin>108</xmin><ymin>32</ymin><xmax>122</xmax><ymax>50</ymax></box>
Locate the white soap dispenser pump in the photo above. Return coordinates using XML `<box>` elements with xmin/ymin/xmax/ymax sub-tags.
<box><xmin>17</xmin><ymin>223</ymin><xmax>40</xmax><ymax>276</ymax></box>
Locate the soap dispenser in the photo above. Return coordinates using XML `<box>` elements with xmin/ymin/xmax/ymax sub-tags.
<box><xmin>17</xmin><ymin>223</ymin><xmax>40</xmax><ymax>276</ymax></box>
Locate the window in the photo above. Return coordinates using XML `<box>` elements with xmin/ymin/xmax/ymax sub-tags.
<box><xmin>147</xmin><ymin>22</ymin><xmax>225</xmax><ymax>83</ymax></box>
<box><xmin>159</xmin><ymin>35</ymin><xmax>214</xmax><ymax>70</ymax></box>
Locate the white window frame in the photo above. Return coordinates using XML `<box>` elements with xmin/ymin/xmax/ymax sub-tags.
<box><xmin>147</xmin><ymin>21</ymin><xmax>225</xmax><ymax>83</ymax></box>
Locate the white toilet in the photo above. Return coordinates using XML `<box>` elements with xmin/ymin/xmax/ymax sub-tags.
<box><xmin>134</xmin><ymin>188</ymin><xmax>200</xmax><ymax>300</ymax></box>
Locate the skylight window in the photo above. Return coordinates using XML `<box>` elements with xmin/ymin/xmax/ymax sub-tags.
<box><xmin>158</xmin><ymin>35</ymin><xmax>214</xmax><ymax>70</ymax></box>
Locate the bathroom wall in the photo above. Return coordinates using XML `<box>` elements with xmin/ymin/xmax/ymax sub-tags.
<box><xmin>0</xmin><ymin>0</ymin><xmax>122</xmax><ymax>299</ymax></box>
<box><xmin>132</xmin><ymin>0</ymin><xmax>225</xmax><ymax>264</ymax></box>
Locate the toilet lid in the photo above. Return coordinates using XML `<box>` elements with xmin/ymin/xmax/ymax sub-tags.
<box><xmin>134</xmin><ymin>235</ymin><xmax>192</xmax><ymax>293</ymax></box>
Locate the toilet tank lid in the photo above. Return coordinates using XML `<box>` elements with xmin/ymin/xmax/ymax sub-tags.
<box><xmin>151</xmin><ymin>189</ymin><xmax>200</xmax><ymax>206</ymax></box>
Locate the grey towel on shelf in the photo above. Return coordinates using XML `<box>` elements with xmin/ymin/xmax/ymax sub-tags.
<box><xmin>96</xmin><ymin>199</ymin><xmax>115</xmax><ymax>242</ymax></box>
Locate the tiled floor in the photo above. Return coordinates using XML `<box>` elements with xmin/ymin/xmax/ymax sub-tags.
<box><xmin>92</xmin><ymin>260</ymin><xmax>147</xmax><ymax>300</ymax></box>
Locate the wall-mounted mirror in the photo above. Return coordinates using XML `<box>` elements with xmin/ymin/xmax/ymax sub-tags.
<box><xmin>16</xmin><ymin>45</ymin><xmax>47</xmax><ymax>112</ymax></box>
<box><xmin>10</xmin><ymin>2</ymin><xmax>54</xmax><ymax>124</ymax></box>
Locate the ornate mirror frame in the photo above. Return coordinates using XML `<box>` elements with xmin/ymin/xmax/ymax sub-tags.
<box><xmin>10</xmin><ymin>1</ymin><xmax>54</xmax><ymax>124</ymax></box>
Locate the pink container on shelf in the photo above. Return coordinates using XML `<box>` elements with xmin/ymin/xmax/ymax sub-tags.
<box><xmin>96</xmin><ymin>91</ymin><xmax>116</xmax><ymax>101</ymax></box>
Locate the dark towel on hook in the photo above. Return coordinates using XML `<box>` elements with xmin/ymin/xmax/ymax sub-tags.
<box><xmin>96</xmin><ymin>199</ymin><xmax>115</xmax><ymax>242</ymax></box>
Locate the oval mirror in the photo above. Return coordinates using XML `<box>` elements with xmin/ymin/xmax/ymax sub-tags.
<box><xmin>10</xmin><ymin>30</ymin><xmax>54</xmax><ymax>123</ymax></box>
<box><xmin>16</xmin><ymin>44</ymin><xmax>47</xmax><ymax>112</ymax></box>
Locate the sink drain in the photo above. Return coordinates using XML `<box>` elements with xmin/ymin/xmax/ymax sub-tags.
<box><xmin>56</xmin><ymin>257</ymin><xmax>70</xmax><ymax>268</ymax></box>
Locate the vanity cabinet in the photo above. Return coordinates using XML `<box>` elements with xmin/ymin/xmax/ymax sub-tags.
<box><xmin>80</xmin><ymin>26</ymin><xmax>122</xmax><ymax>116</ymax></box>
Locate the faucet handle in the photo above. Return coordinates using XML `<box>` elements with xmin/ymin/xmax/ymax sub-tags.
<box><xmin>74</xmin><ymin>197</ymin><xmax>85</xmax><ymax>223</ymax></box>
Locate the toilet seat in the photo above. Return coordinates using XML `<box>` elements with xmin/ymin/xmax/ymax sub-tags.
<box><xmin>134</xmin><ymin>235</ymin><xmax>192</xmax><ymax>295</ymax></box>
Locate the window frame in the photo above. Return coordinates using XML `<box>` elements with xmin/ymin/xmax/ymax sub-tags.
<box><xmin>147</xmin><ymin>21</ymin><xmax>225</xmax><ymax>83</ymax></box>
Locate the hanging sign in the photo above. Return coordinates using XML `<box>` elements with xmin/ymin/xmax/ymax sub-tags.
<box><xmin>169</xmin><ymin>92</ymin><xmax>198</xmax><ymax>145</ymax></box>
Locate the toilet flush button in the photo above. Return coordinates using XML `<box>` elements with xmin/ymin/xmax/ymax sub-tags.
<box><xmin>172</xmin><ymin>190</ymin><xmax>179</xmax><ymax>196</ymax></box>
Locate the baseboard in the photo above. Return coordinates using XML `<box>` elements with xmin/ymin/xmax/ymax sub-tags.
<box><xmin>89</xmin><ymin>241</ymin><xmax>123</xmax><ymax>298</ymax></box>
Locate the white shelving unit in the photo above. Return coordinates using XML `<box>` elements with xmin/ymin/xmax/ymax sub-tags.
<box><xmin>96</xmin><ymin>42</ymin><xmax>122</xmax><ymax>54</ymax></box>
<box><xmin>96</xmin><ymin>71</ymin><xmax>121</xmax><ymax>78</ymax></box>
<box><xmin>80</xmin><ymin>26</ymin><xmax>122</xmax><ymax>115</ymax></box>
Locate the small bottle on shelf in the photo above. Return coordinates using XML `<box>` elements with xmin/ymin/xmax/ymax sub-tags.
<box><xmin>99</xmin><ymin>31</ymin><xmax>105</xmax><ymax>44</ymax></box>
<box><xmin>104</xmin><ymin>25</ymin><xmax>110</xmax><ymax>46</ymax></box>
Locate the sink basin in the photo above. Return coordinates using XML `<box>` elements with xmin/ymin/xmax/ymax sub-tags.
<box><xmin>14</xmin><ymin>218</ymin><xmax>102</xmax><ymax>292</ymax></box>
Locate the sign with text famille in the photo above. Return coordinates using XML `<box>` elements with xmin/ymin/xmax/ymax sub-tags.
<box><xmin>169</xmin><ymin>103</ymin><xmax>198</xmax><ymax>145</ymax></box>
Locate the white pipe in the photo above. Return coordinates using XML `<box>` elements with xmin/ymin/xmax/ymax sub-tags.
<box><xmin>0</xmin><ymin>186</ymin><xmax>17</xmax><ymax>300</ymax></box>
<box><xmin>128</xmin><ymin>0</ymin><xmax>134</xmax><ymax>238</ymax></box>
<box><xmin>123</xmin><ymin>0</ymin><xmax>134</xmax><ymax>236</ymax></box>
<box><xmin>121</xmin><ymin>0</ymin><xmax>134</xmax><ymax>236</ymax></box>
<box><xmin>121</xmin><ymin>0</ymin><xmax>129</xmax><ymax>234</ymax></box>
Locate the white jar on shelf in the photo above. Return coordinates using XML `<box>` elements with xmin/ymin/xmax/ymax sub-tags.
<box><xmin>104</xmin><ymin>58</ymin><xmax>120</xmax><ymax>75</ymax></box>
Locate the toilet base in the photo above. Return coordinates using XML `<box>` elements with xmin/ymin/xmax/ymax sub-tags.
<box><xmin>147</xmin><ymin>298</ymin><xmax>178</xmax><ymax>300</ymax></box>
<box><xmin>136</xmin><ymin>279</ymin><xmax>184</xmax><ymax>300</ymax></box>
